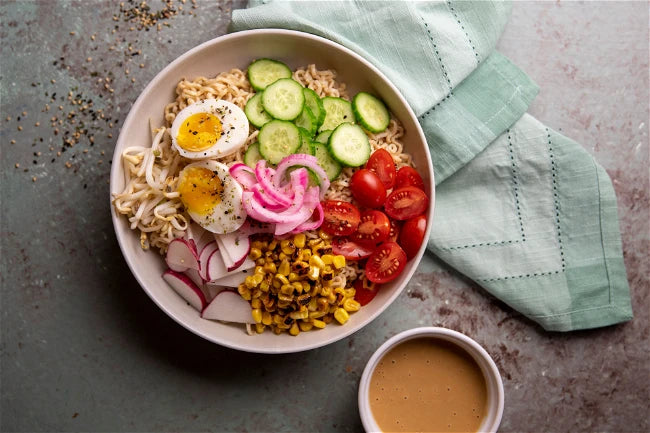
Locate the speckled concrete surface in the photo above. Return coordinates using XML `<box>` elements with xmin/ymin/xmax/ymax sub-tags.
<box><xmin>1</xmin><ymin>1</ymin><xmax>648</xmax><ymax>432</ymax></box>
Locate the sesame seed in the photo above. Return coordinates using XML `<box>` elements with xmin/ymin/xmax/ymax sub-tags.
<box><xmin>17</xmin><ymin>126</ymin><xmax>23</xmax><ymax>131</ymax></box>
<box><xmin>11</xmin><ymin>139</ymin><xmax>16</xmax><ymax>144</ymax></box>
<box><xmin>15</xmin><ymin>163</ymin><xmax>20</xmax><ymax>168</ymax></box>
<box><xmin>32</xmin><ymin>177</ymin><xmax>37</xmax><ymax>182</ymax></box>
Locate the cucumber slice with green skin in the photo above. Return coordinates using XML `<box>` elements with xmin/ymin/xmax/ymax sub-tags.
<box><xmin>294</xmin><ymin>106</ymin><xmax>317</xmax><ymax>136</ymax></box>
<box><xmin>313</xmin><ymin>142</ymin><xmax>342</xmax><ymax>180</ymax></box>
<box><xmin>247</xmin><ymin>58</ymin><xmax>292</xmax><ymax>92</ymax></box>
<box><xmin>244</xmin><ymin>142</ymin><xmax>264</xmax><ymax>168</ymax></box>
<box><xmin>314</xmin><ymin>129</ymin><xmax>332</xmax><ymax>145</ymax></box>
<box><xmin>244</xmin><ymin>93</ymin><xmax>272</xmax><ymax>128</ymax></box>
<box><xmin>303</xmin><ymin>87</ymin><xmax>326</xmax><ymax>127</ymax></box>
<box><xmin>319</xmin><ymin>97</ymin><xmax>354</xmax><ymax>132</ymax></box>
<box><xmin>297</xmin><ymin>128</ymin><xmax>316</xmax><ymax>155</ymax></box>
<box><xmin>261</xmin><ymin>78</ymin><xmax>305</xmax><ymax>121</ymax></box>
<box><xmin>258</xmin><ymin>120</ymin><xmax>301</xmax><ymax>164</ymax></box>
<box><xmin>328</xmin><ymin>123</ymin><xmax>370</xmax><ymax>167</ymax></box>
<box><xmin>352</xmin><ymin>92</ymin><xmax>390</xmax><ymax>133</ymax></box>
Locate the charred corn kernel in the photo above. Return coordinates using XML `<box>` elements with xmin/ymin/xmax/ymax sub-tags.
<box><xmin>311</xmin><ymin>243</ymin><xmax>324</xmax><ymax>255</ymax></box>
<box><xmin>321</xmin><ymin>254</ymin><xmax>335</xmax><ymax>265</ymax></box>
<box><xmin>308</xmin><ymin>298</ymin><xmax>318</xmax><ymax>311</ymax></box>
<box><xmin>256</xmin><ymin>258</ymin><xmax>265</xmax><ymax>266</ymax></box>
<box><xmin>298</xmin><ymin>249</ymin><xmax>311</xmax><ymax>261</ymax></box>
<box><xmin>251</xmin><ymin>308</ymin><xmax>263</xmax><ymax>323</ymax></box>
<box><xmin>292</xmin><ymin>281</ymin><xmax>304</xmax><ymax>293</ymax></box>
<box><xmin>312</xmin><ymin>319</ymin><xmax>326</xmax><ymax>329</ymax></box>
<box><xmin>334</xmin><ymin>308</ymin><xmax>349</xmax><ymax>324</ymax></box>
<box><xmin>272</xmin><ymin>279</ymin><xmax>282</xmax><ymax>290</ymax></box>
<box><xmin>323</xmin><ymin>315</ymin><xmax>334</xmax><ymax>324</ymax></box>
<box><xmin>273</xmin><ymin>315</ymin><xmax>284</xmax><ymax>325</ymax></box>
<box><xmin>344</xmin><ymin>288</ymin><xmax>356</xmax><ymax>298</ymax></box>
<box><xmin>278</xmin><ymin>293</ymin><xmax>294</xmax><ymax>302</ymax></box>
<box><xmin>255</xmin><ymin>323</ymin><xmax>265</xmax><ymax>334</ymax></box>
<box><xmin>310</xmin><ymin>284</ymin><xmax>320</xmax><ymax>297</ymax></box>
<box><xmin>277</xmin><ymin>300</ymin><xmax>291</xmax><ymax>309</ymax></box>
<box><xmin>321</xmin><ymin>267</ymin><xmax>334</xmax><ymax>282</ymax></box>
<box><xmin>272</xmin><ymin>326</ymin><xmax>283</xmax><ymax>335</ymax></box>
<box><xmin>278</xmin><ymin>252</ymin><xmax>288</xmax><ymax>260</ymax></box>
<box><xmin>309</xmin><ymin>255</ymin><xmax>325</xmax><ymax>269</ymax></box>
<box><xmin>280</xmin><ymin>284</ymin><xmax>294</xmax><ymax>295</ymax></box>
<box><xmin>329</xmin><ymin>305</ymin><xmax>338</xmax><ymax>314</ymax></box>
<box><xmin>307</xmin><ymin>266</ymin><xmax>320</xmax><ymax>280</ymax></box>
<box><xmin>288</xmin><ymin>272</ymin><xmax>300</xmax><ymax>282</ymax></box>
<box><xmin>318</xmin><ymin>229</ymin><xmax>332</xmax><ymax>240</ymax></box>
<box><xmin>299</xmin><ymin>321</ymin><xmax>313</xmax><ymax>332</ymax></box>
<box><xmin>249</xmin><ymin>248</ymin><xmax>262</xmax><ymax>260</ymax></box>
<box><xmin>289</xmin><ymin>322</ymin><xmax>300</xmax><ymax>336</ymax></box>
<box><xmin>251</xmin><ymin>298</ymin><xmax>262</xmax><ymax>309</ymax></box>
<box><xmin>343</xmin><ymin>298</ymin><xmax>361</xmax><ymax>312</ymax></box>
<box><xmin>252</xmin><ymin>273</ymin><xmax>264</xmax><ymax>285</ymax></box>
<box><xmin>275</xmin><ymin>274</ymin><xmax>289</xmax><ymax>286</ymax></box>
<box><xmin>245</xmin><ymin>276</ymin><xmax>258</xmax><ymax>288</ymax></box>
<box><xmin>332</xmin><ymin>255</ymin><xmax>346</xmax><ymax>269</ymax></box>
<box><xmin>363</xmin><ymin>278</ymin><xmax>376</xmax><ymax>290</ymax></box>
<box><xmin>289</xmin><ymin>309</ymin><xmax>308</xmax><ymax>320</ymax></box>
<box><xmin>262</xmin><ymin>311</ymin><xmax>272</xmax><ymax>325</ymax></box>
<box><xmin>260</xmin><ymin>280</ymin><xmax>270</xmax><ymax>292</ymax></box>
<box><xmin>301</xmin><ymin>281</ymin><xmax>311</xmax><ymax>292</ymax></box>
<box><xmin>238</xmin><ymin>285</ymin><xmax>251</xmax><ymax>300</ymax></box>
<box><xmin>254</xmin><ymin>265</ymin><xmax>264</xmax><ymax>275</ymax></box>
<box><xmin>278</xmin><ymin>259</ymin><xmax>290</xmax><ymax>276</ymax></box>
<box><xmin>327</xmin><ymin>292</ymin><xmax>337</xmax><ymax>304</ymax></box>
<box><xmin>320</xmin><ymin>286</ymin><xmax>332</xmax><ymax>297</ymax></box>
<box><xmin>293</xmin><ymin>233</ymin><xmax>306</xmax><ymax>248</ymax></box>
<box><xmin>309</xmin><ymin>310</ymin><xmax>326</xmax><ymax>319</ymax></box>
<box><xmin>317</xmin><ymin>297</ymin><xmax>329</xmax><ymax>311</ymax></box>
<box><xmin>268</xmin><ymin>239</ymin><xmax>278</xmax><ymax>250</ymax></box>
<box><xmin>263</xmin><ymin>262</ymin><xmax>277</xmax><ymax>273</ymax></box>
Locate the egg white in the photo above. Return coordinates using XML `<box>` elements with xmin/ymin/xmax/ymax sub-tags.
<box><xmin>171</xmin><ymin>99</ymin><xmax>249</xmax><ymax>160</ymax></box>
<box><xmin>178</xmin><ymin>160</ymin><xmax>247</xmax><ymax>234</ymax></box>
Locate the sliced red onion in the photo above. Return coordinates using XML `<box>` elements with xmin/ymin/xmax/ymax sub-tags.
<box><xmin>274</xmin><ymin>154</ymin><xmax>330</xmax><ymax>199</ymax></box>
<box><xmin>255</xmin><ymin>160</ymin><xmax>292</xmax><ymax>207</ymax></box>
<box><xmin>229</xmin><ymin>163</ymin><xmax>257</xmax><ymax>189</ymax></box>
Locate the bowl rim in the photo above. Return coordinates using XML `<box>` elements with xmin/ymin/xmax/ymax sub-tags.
<box><xmin>358</xmin><ymin>327</ymin><xmax>505</xmax><ymax>433</ymax></box>
<box><xmin>109</xmin><ymin>28</ymin><xmax>435</xmax><ymax>354</ymax></box>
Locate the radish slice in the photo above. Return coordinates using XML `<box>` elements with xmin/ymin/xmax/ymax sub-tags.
<box><xmin>162</xmin><ymin>270</ymin><xmax>208</xmax><ymax>312</ymax></box>
<box><xmin>214</xmin><ymin>231</ymin><xmax>251</xmax><ymax>271</ymax></box>
<box><xmin>201</xmin><ymin>290</ymin><xmax>254</xmax><ymax>323</ymax></box>
<box><xmin>166</xmin><ymin>238</ymin><xmax>200</xmax><ymax>271</ymax></box>
<box><xmin>198</xmin><ymin>241</ymin><xmax>219</xmax><ymax>280</ymax></box>
<box><xmin>208</xmin><ymin>268</ymin><xmax>252</xmax><ymax>287</ymax></box>
<box><xmin>202</xmin><ymin>283</ymin><xmax>225</xmax><ymax>302</ymax></box>
<box><xmin>184</xmin><ymin>267</ymin><xmax>205</xmax><ymax>289</ymax></box>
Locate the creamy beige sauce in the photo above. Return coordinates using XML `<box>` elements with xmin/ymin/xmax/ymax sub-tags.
<box><xmin>369</xmin><ymin>338</ymin><xmax>487</xmax><ymax>433</ymax></box>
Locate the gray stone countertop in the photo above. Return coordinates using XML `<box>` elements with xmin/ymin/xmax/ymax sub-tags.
<box><xmin>1</xmin><ymin>1</ymin><xmax>648</xmax><ymax>432</ymax></box>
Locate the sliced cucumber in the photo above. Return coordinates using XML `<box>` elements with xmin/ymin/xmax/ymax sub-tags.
<box><xmin>303</xmin><ymin>87</ymin><xmax>326</xmax><ymax>127</ymax></box>
<box><xmin>294</xmin><ymin>106</ymin><xmax>317</xmax><ymax>136</ymax></box>
<box><xmin>258</xmin><ymin>120</ymin><xmax>301</xmax><ymax>164</ymax></box>
<box><xmin>261</xmin><ymin>78</ymin><xmax>305</xmax><ymax>121</ymax></box>
<box><xmin>352</xmin><ymin>92</ymin><xmax>390</xmax><ymax>133</ymax></box>
<box><xmin>319</xmin><ymin>97</ymin><xmax>354</xmax><ymax>132</ymax></box>
<box><xmin>247</xmin><ymin>58</ymin><xmax>292</xmax><ymax>92</ymax></box>
<box><xmin>244</xmin><ymin>142</ymin><xmax>263</xmax><ymax>168</ymax></box>
<box><xmin>244</xmin><ymin>93</ymin><xmax>272</xmax><ymax>128</ymax></box>
<box><xmin>313</xmin><ymin>142</ymin><xmax>342</xmax><ymax>180</ymax></box>
<box><xmin>328</xmin><ymin>123</ymin><xmax>370</xmax><ymax>167</ymax></box>
<box><xmin>297</xmin><ymin>128</ymin><xmax>316</xmax><ymax>155</ymax></box>
<box><xmin>314</xmin><ymin>129</ymin><xmax>332</xmax><ymax>145</ymax></box>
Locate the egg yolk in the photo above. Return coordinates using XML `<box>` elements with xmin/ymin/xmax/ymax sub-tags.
<box><xmin>178</xmin><ymin>167</ymin><xmax>224</xmax><ymax>215</ymax></box>
<box><xmin>177</xmin><ymin>113</ymin><xmax>223</xmax><ymax>152</ymax></box>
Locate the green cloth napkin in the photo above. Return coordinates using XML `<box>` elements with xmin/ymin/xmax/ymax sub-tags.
<box><xmin>230</xmin><ymin>1</ymin><xmax>633</xmax><ymax>331</ymax></box>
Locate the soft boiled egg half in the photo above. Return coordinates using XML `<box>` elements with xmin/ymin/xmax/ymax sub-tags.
<box><xmin>170</xmin><ymin>99</ymin><xmax>249</xmax><ymax>159</ymax></box>
<box><xmin>177</xmin><ymin>160</ymin><xmax>247</xmax><ymax>234</ymax></box>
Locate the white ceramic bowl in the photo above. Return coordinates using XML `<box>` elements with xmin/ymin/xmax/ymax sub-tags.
<box><xmin>358</xmin><ymin>327</ymin><xmax>504</xmax><ymax>432</ymax></box>
<box><xmin>109</xmin><ymin>29</ymin><xmax>435</xmax><ymax>354</ymax></box>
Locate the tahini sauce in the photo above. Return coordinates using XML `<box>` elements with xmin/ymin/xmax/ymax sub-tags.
<box><xmin>369</xmin><ymin>338</ymin><xmax>487</xmax><ymax>432</ymax></box>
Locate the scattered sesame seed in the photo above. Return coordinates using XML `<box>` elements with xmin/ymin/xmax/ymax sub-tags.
<box><xmin>51</xmin><ymin>79</ymin><xmax>56</xmax><ymax>84</ymax></box>
<box><xmin>32</xmin><ymin>177</ymin><xmax>37</xmax><ymax>182</ymax></box>
<box><xmin>17</xmin><ymin>126</ymin><xmax>23</xmax><ymax>131</ymax></box>
<box><xmin>11</xmin><ymin>140</ymin><xmax>16</xmax><ymax>144</ymax></box>
<box><xmin>15</xmin><ymin>163</ymin><xmax>20</xmax><ymax>168</ymax></box>
<box><xmin>22</xmin><ymin>111</ymin><xmax>27</xmax><ymax>116</ymax></box>
<box><xmin>86</xmin><ymin>57</ymin><xmax>92</xmax><ymax>62</ymax></box>
<box><xmin>35</xmin><ymin>122</ymin><xmax>40</xmax><ymax>126</ymax></box>
<box><xmin>139</xmin><ymin>63</ymin><xmax>144</xmax><ymax>68</ymax></box>
<box><xmin>69</xmin><ymin>31</ymin><xmax>76</xmax><ymax>35</ymax></box>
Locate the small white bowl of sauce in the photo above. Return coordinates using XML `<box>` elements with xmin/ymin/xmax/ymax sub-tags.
<box><xmin>358</xmin><ymin>327</ymin><xmax>504</xmax><ymax>433</ymax></box>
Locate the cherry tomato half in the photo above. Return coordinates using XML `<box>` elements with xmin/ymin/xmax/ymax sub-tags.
<box><xmin>332</xmin><ymin>236</ymin><xmax>375</xmax><ymax>261</ymax></box>
<box><xmin>349</xmin><ymin>169</ymin><xmax>386</xmax><ymax>208</ymax></box>
<box><xmin>353</xmin><ymin>278</ymin><xmax>378</xmax><ymax>306</ymax></box>
<box><xmin>365</xmin><ymin>241</ymin><xmax>407</xmax><ymax>283</ymax></box>
<box><xmin>399</xmin><ymin>214</ymin><xmax>427</xmax><ymax>260</ymax></box>
<box><xmin>366</xmin><ymin>148</ymin><xmax>396</xmax><ymax>189</ymax></box>
<box><xmin>387</xmin><ymin>219</ymin><xmax>401</xmax><ymax>242</ymax></box>
<box><xmin>352</xmin><ymin>210</ymin><xmax>390</xmax><ymax>244</ymax></box>
<box><xmin>321</xmin><ymin>200</ymin><xmax>361</xmax><ymax>236</ymax></box>
<box><xmin>395</xmin><ymin>166</ymin><xmax>425</xmax><ymax>190</ymax></box>
<box><xmin>384</xmin><ymin>186</ymin><xmax>429</xmax><ymax>221</ymax></box>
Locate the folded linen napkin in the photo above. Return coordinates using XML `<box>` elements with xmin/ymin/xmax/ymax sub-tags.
<box><xmin>230</xmin><ymin>0</ymin><xmax>633</xmax><ymax>331</ymax></box>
